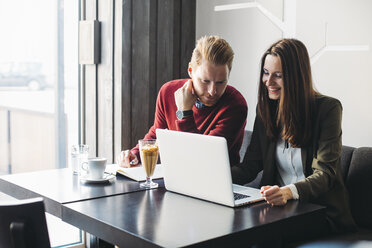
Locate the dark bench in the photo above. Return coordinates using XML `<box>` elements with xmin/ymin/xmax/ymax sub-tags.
<box><xmin>239</xmin><ymin>130</ymin><xmax>372</xmax><ymax>243</ymax></box>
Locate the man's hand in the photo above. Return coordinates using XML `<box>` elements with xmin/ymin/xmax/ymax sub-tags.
<box><xmin>174</xmin><ymin>80</ymin><xmax>197</xmax><ymax>111</ymax></box>
<box><xmin>260</xmin><ymin>185</ymin><xmax>293</xmax><ymax>206</ymax></box>
<box><xmin>117</xmin><ymin>150</ymin><xmax>139</xmax><ymax>168</ymax></box>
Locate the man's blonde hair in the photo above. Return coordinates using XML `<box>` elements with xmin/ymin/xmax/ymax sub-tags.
<box><xmin>190</xmin><ymin>35</ymin><xmax>234</xmax><ymax>71</ymax></box>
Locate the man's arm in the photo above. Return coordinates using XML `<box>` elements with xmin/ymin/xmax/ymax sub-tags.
<box><xmin>130</xmin><ymin>87</ymin><xmax>169</xmax><ymax>160</ymax></box>
<box><xmin>176</xmin><ymin>87</ymin><xmax>247</xmax><ymax>164</ymax></box>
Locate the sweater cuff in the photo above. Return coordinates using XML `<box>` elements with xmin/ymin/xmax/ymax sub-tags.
<box><xmin>175</xmin><ymin>116</ymin><xmax>197</xmax><ymax>132</ymax></box>
<box><xmin>131</xmin><ymin>146</ymin><xmax>140</xmax><ymax>163</ymax></box>
<box><xmin>288</xmin><ymin>184</ymin><xmax>299</xmax><ymax>200</ymax></box>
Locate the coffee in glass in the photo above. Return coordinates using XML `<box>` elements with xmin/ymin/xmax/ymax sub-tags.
<box><xmin>139</xmin><ymin>139</ymin><xmax>159</xmax><ymax>188</ymax></box>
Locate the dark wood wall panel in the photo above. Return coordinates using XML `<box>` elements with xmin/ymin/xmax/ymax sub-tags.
<box><xmin>131</xmin><ymin>0</ymin><xmax>152</xmax><ymax>146</ymax></box>
<box><xmin>119</xmin><ymin>0</ymin><xmax>196</xmax><ymax>149</ymax></box>
<box><xmin>180</xmin><ymin>0</ymin><xmax>196</xmax><ymax>79</ymax></box>
<box><xmin>120</xmin><ymin>0</ymin><xmax>133</xmax><ymax>152</ymax></box>
<box><xmin>148</xmin><ymin>0</ymin><xmax>158</xmax><ymax>142</ymax></box>
<box><xmin>157</xmin><ymin>0</ymin><xmax>181</xmax><ymax>93</ymax></box>
<box><xmin>84</xmin><ymin>0</ymin><xmax>196</xmax><ymax>158</ymax></box>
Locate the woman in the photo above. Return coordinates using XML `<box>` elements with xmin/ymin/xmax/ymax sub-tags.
<box><xmin>232</xmin><ymin>39</ymin><xmax>356</xmax><ymax>234</ymax></box>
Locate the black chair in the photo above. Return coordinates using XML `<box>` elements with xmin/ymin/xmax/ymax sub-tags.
<box><xmin>0</xmin><ymin>197</ymin><xmax>51</xmax><ymax>248</ymax></box>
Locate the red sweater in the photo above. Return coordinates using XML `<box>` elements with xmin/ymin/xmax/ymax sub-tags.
<box><xmin>131</xmin><ymin>79</ymin><xmax>248</xmax><ymax>165</ymax></box>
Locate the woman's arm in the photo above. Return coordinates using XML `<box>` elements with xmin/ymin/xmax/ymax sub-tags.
<box><xmin>294</xmin><ymin>98</ymin><xmax>342</xmax><ymax>202</ymax></box>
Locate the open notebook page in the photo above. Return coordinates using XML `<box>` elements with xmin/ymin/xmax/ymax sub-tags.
<box><xmin>105</xmin><ymin>164</ymin><xmax>163</xmax><ymax>182</ymax></box>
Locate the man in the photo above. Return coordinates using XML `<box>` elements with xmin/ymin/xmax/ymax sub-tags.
<box><xmin>118</xmin><ymin>35</ymin><xmax>247</xmax><ymax>167</ymax></box>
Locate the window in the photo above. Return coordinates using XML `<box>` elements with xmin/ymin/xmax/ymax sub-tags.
<box><xmin>0</xmin><ymin>0</ymin><xmax>82</xmax><ymax>246</ymax></box>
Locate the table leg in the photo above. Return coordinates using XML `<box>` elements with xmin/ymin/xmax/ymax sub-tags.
<box><xmin>88</xmin><ymin>234</ymin><xmax>115</xmax><ymax>248</ymax></box>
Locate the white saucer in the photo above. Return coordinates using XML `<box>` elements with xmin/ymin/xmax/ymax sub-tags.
<box><xmin>80</xmin><ymin>173</ymin><xmax>116</xmax><ymax>184</ymax></box>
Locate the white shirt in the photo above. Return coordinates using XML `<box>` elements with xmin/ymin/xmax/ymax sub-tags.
<box><xmin>275</xmin><ymin>139</ymin><xmax>305</xmax><ymax>199</ymax></box>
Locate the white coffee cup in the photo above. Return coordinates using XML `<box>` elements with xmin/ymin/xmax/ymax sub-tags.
<box><xmin>81</xmin><ymin>157</ymin><xmax>107</xmax><ymax>180</ymax></box>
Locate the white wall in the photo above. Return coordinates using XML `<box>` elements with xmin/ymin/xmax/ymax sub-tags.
<box><xmin>196</xmin><ymin>0</ymin><xmax>372</xmax><ymax>147</ymax></box>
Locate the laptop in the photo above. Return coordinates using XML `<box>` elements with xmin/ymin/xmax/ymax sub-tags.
<box><xmin>156</xmin><ymin>129</ymin><xmax>264</xmax><ymax>207</ymax></box>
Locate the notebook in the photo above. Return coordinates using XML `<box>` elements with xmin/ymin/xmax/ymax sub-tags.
<box><xmin>156</xmin><ymin>129</ymin><xmax>264</xmax><ymax>207</ymax></box>
<box><xmin>105</xmin><ymin>164</ymin><xmax>163</xmax><ymax>182</ymax></box>
<box><xmin>117</xmin><ymin>164</ymin><xmax>163</xmax><ymax>181</ymax></box>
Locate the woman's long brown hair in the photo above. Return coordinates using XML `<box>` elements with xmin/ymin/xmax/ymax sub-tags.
<box><xmin>258</xmin><ymin>39</ymin><xmax>317</xmax><ymax>147</ymax></box>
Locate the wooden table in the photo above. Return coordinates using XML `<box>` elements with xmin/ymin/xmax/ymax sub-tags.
<box><xmin>0</xmin><ymin>168</ymin><xmax>164</xmax><ymax>218</ymax></box>
<box><xmin>63</xmin><ymin>187</ymin><xmax>326</xmax><ymax>247</ymax></box>
<box><xmin>0</xmin><ymin>169</ymin><xmax>325</xmax><ymax>247</ymax></box>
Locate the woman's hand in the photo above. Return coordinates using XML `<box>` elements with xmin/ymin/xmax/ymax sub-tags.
<box><xmin>117</xmin><ymin>150</ymin><xmax>139</xmax><ymax>168</ymax></box>
<box><xmin>260</xmin><ymin>185</ymin><xmax>293</xmax><ymax>206</ymax></box>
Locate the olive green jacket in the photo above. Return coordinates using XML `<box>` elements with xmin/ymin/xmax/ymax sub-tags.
<box><xmin>232</xmin><ymin>95</ymin><xmax>356</xmax><ymax>233</ymax></box>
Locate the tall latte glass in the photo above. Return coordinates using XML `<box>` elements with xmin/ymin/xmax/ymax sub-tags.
<box><xmin>139</xmin><ymin>139</ymin><xmax>159</xmax><ymax>189</ymax></box>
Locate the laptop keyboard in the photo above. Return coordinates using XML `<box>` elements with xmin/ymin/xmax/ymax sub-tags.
<box><xmin>234</xmin><ymin>192</ymin><xmax>250</xmax><ymax>201</ymax></box>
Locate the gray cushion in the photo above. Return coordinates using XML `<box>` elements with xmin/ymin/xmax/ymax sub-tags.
<box><xmin>244</xmin><ymin>171</ymin><xmax>262</xmax><ymax>189</ymax></box>
<box><xmin>239</xmin><ymin>130</ymin><xmax>252</xmax><ymax>163</ymax></box>
<box><xmin>340</xmin><ymin>146</ymin><xmax>356</xmax><ymax>182</ymax></box>
<box><xmin>297</xmin><ymin>228</ymin><xmax>372</xmax><ymax>247</ymax></box>
<box><xmin>239</xmin><ymin>130</ymin><xmax>262</xmax><ymax>188</ymax></box>
<box><xmin>346</xmin><ymin>147</ymin><xmax>372</xmax><ymax>228</ymax></box>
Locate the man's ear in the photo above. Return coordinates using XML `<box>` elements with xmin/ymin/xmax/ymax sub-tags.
<box><xmin>188</xmin><ymin>63</ymin><xmax>193</xmax><ymax>78</ymax></box>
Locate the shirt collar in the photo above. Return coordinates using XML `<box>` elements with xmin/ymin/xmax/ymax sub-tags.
<box><xmin>195</xmin><ymin>99</ymin><xmax>208</xmax><ymax>109</ymax></box>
